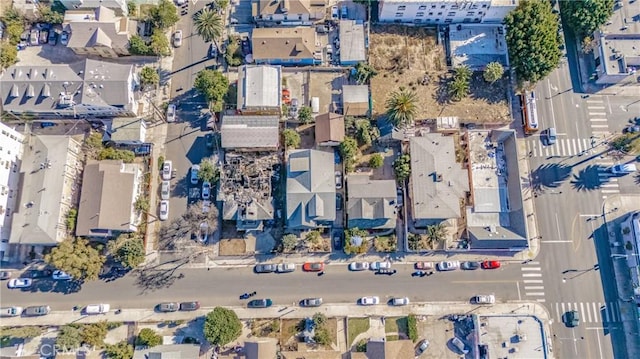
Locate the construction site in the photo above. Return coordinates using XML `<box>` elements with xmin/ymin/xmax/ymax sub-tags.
<box><xmin>217</xmin><ymin>152</ymin><xmax>281</xmax><ymax>231</ymax></box>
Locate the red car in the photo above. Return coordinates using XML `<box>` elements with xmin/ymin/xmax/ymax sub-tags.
<box><xmin>481</xmin><ymin>260</ymin><xmax>501</xmax><ymax>269</ymax></box>
<box><xmin>302</xmin><ymin>262</ymin><xmax>324</xmax><ymax>272</ymax></box>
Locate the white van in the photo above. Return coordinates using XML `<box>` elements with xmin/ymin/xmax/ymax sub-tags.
<box><xmin>85</xmin><ymin>304</ymin><xmax>110</xmax><ymax>315</ymax></box>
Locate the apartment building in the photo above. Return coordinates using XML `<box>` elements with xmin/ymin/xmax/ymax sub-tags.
<box><xmin>379</xmin><ymin>0</ymin><xmax>518</xmax><ymax>25</ymax></box>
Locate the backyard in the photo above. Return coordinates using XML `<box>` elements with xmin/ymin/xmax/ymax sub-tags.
<box><xmin>369</xmin><ymin>25</ymin><xmax>511</xmax><ymax>123</ymax></box>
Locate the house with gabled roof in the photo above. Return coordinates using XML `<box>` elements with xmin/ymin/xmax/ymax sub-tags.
<box><xmin>221</xmin><ymin>115</ymin><xmax>280</xmax><ymax>151</ymax></box>
<box><xmin>252</xmin><ymin>27</ymin><xmax>321</xmax><ymax>66</ymax></box>
<box><xmin>347</xmin><ymin>175</ymin><xmax>397</xmax><ymax>230</ymax></box>
<box><xmin>286</xmin><ymin>149</ymin><xmax>336</xmax><ymax>230</ymax></box>
<box><xmin>63</xmin><ymin>6</ymin><xmax>134</xmax><ymax>58</ymax></box>
<box><xmin>315</xmin><ymin>112</ymin><xmax>345</xmax><ymax>147</ymax></box>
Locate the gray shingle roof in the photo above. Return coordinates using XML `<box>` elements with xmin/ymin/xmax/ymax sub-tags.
<box><xmin>252</xmin><ymin>27</ymin><xmax>317</xmax><ymax>61</ymax></box>
<box><xmin>132</xmin><ymin>344</ymin><xmax>201</xmax><ymax>359</ymax></box>
<box><xmin>221</xmin><ymin>115</ymin><xmax>280</xmax><ymax>149</ymax></box>
<box><xmin>286</xmin><ymin>149</ymin><xmax>336</xmax><ymax>229</ymax></box>
<box><xmin>347</xmin><ymin>175</ymin><xmax>397</xmax><ymax>229</ymax></box>
<box><xmin>410</xmin><ymin>135</ymin><xmax>469</xmax><ymax>220</ymax></box>
<box><xmin>64</xmin><ymin>7</ymin><xmax>131</xmax><ymax>50</ymax></box>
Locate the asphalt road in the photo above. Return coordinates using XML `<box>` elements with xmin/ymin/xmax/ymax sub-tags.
<box><xmin>0</xmin><ymin>264</ymin><xmax>523</xmax><ymax>310</ymax></box>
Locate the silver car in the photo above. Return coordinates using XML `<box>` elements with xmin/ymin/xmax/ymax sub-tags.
<box><xmin>436</xmin><ymin>261</ymin><xmax>460</xmax><ymax>271</ymax></box>
<box><xmin>162</xmin><ymin>160</ymin><xmax>173</xmax><ymax>180</ymax></box>
<box><xmin>349</xmin><ymin>262</ymin><xmax>369</xmax><ymax>271</ymax></box>
<box><xmin>161</xmin><ymin>181</ymin><xmax>170</xmax><ymax>200</ymax></box>
<box><xmin>300</xmin><ymin>298</ymin><xmax>323</xmax><ymax>307</ymax></box>
<box><xmin>254</xmin><ymin>263</ymin><xmax>277</xmax><ymax>273</ymax></box>
<box><xmin>390</xmin><ymin>297</ymin><xmax>410</xmax><ymax>306</ymax></box>
<box><xmin>0</xmin><ymin>306</ymin><xmax>22</xmax><ymax>317</ymax></box>
<box><xmin>276</xmin><ymin>263</ymin><xmax>295</xmax><ymax>273</ymax></box>
<box><xmin>159</xmin><ymin>200</ymin><xmax>169</xmax><ymax>221</ymax></box>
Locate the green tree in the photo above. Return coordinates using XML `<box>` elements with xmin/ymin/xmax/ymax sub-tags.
<box><xmin>313</xmin><ymin>313</ymin><xmax>327</xmax><ymax>326</ymax></box>
<box><xmin>216</xmin><ymin>0</ymin><xmax>230</xmax><ymax>9</ymax></box>
<box><xmin>385</xmin><ymin>88</ymin><xmax>418</xmax><ymax>129</ymax></box>
<box><xmin>203</xmin><ymin>307</ymin><xmax>242</xmax><ymax>345</ymax></box>
<box><xmin>140</xmin><ymin>66</ymin><xmax>160</xmax><ymax>88</ymax></box>
<box><xmin>127</xmin><ymin>1</ymin><xmax>138</xmax><ymax>17</ymax></box>
<box><xmin>2</xmin><ymin>9</ymin><xmax>25</xmax><ymax>45</ymax></box>
<box><xmin>104</xmin><ymin>341</ymin><xmax>134</xmax><ymax>359</ymax></box>
<box><xmin>314</xmin><ymin>327</ymin><xmax>331</xmax><ymax>345</ymax></box>
<box><xmin>298</xmin><ymin>106</ymin><xmax>314</xmax><ymax>124</ymax></box>
<box><xmin>98</xmin><ymin>148</ymin><xmax>135</xmax><ymax>162</ymax></box>
<box><xmin>282</xmin><ymin>233</ymin><xmax>298</xmax><ymax>252</ymax></box>
<box><xmin>65</xmin><ymin>208</ymin><xmax>78</xmax><ymax>233</ymax></box>
<box><xmin>505</xmin><ymin>0</ymin><xmax>561</xmax><ymax>85</ymax></box>
<box><xmin>109</xmin><ymin>236</ymin><xmax>146</xmax><ymax>269</ymax></box>
<box><xmin>147</xmin><ymin>0</ymin><xmax>179</xmax><ymax>30</ymax></box>
<box><xmin>134</xmin><ymin>196</ymin><xmax>150</xmax><ymax>212</ymax></box>
<box><xmin>393</xmin><ymin>154</ymin><xmax>411</xmax><ymax>183</ymax></box>
<box><xmin>610</xmin><ymin>134</ymin><xmax>633</xmax><ymax>153</ymax></box>
<box><xmin>408</xmin><ymin>233</ymin><xmax>421</xmax><ymax>251</ymax></box>
<box><xmin>407</xmin><ymin>315</ymin><xmax>418</xmax><ymax>342</ymax></box>
<box><xmin>193</xmin><ymin>8</ymin><xmax>224</xmax><ymax>43</ymax></box>
<box><xmin>81</xmin><ymin>321</ymin><xmax>108</xmax><ymax>347</ymax></box>
<box><xmin>198</xmin><ymin>158</ymin><xmax>220</xmax><ymax>183</ymax></box>
<box><xmin>449</xmin><ymin>76</ymin><xmax>470</xmax><ymax>101</ymax></box>
<box><xmin>136</xmin><ymin>328</ymin><xmax>162</xmax><ymax>347</ymax></box>
<box><xmin>283</xmin><ymin>128</ymin><xmax>301</xmax><ymax>149</ymax></box>
<box><xmin>0</xmin><ymin>326</ymin><xmax>44</xmax><ymax>340</ymax></box>
<box><xmin>37</xmin><ymin>4</ymin><xmax>64</xmax><ymax>24</ymax></box>
<box><xmin>44</xmin><ymin>238</ymin><xmax>106</xmax><ymax>282</ymax></box>
<box><xmin>483</xmin><ymin>62</ymin><xmax>504</xmax><ymax>83</ymax></box>
<box><xmin>353</xmin><ymin>62</ymin><xmax>378</xmax><ymax>84</ymax></box>
<box><xmin>425</xmin><ymin>223</ymin><xmax>448</xmax><ymax>247</ymax></box>
<box><xmin>560</xmin><ymin>0</ymin><xmax>613</xmax><ymax>37</ymax></box>
<box><xmin>129</xmin><ymin>35</ymin><xmax>151</xmax><ymax>55</ymax></box>
<box><xmin>339</xmin><ymin>137</ymin><xmax>359</xmax><ymax>172</ymax></box>
<box><xmin>225</xmin><ymin>37</ymin><xmax>243</xmax><ymax>66</ymax></box>
<box><xmin>369</xmin><ymin>153</ymin><xmax>384</xmax><ymax>168</ymax></box>
<box><xmin>355</xmin><ymin>120</ymin><xmax>372</xmax><ymax>146</ymax></box>
<box><xmin>150</xmin><ymin>29</ymin><xmax>171</xmax><ymax>56</ymax></box>
<box><xmin>56</xmin><ymin>325</ymin><xmax>82</xmax><ymax>350</ymax></box>
<box><xmin>194</xmin><ymin>69</ymin><xmax>230</xmax><ymax>112</ymax></box>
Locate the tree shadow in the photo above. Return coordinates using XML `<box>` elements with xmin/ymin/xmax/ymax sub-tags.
<box><xmin>570</xmin><ymin>164</ymin><xmax>609</xmax><ymax>191</ymax></box>
<box><xmin>28</xmin><ymin>278</ymin><xmax>82</xmax><ymax>294</ymax></box>
<box><xmin>530</xmin><ymin>163</ymin><xmax>572</xmax><ymax>192</ymax></box>
<box><xmin>134</xmin><ymin>257</ymin><xmax>192</xmax><ymax>293</ymax></box>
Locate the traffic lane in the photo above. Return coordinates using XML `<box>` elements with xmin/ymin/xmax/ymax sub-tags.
<box><xmin>0</xmin><ymin>264</ymin><xmax>523</xmax><ymax>310</ymax></box>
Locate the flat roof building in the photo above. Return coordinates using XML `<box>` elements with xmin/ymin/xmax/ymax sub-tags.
<box><xmin>339</xmin><ymin>20</ymin><xmax>366</xmax><ymax>66</ymax></box>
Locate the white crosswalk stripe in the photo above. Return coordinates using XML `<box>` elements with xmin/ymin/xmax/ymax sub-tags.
<box><xmin>552</xmin><ymin>301</ymin><xmax>621</xmax><ymax>323</ymax></box>
<box><xmin>525</xmin><ymin>138</ymin><xmax>592</xmax><ymax>157</ymax></box>
<box><xmin>521</xmin><ymin>263</ymin><xmax>545</xmax><ymax>300</ymax></box>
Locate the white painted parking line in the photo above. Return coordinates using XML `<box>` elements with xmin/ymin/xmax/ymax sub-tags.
<box><xmin>522</xmin><ymin>273</ymin><xmax>542</xmax><ymax>277</ymax></box>
<box><xmin>521</xmin><ymin>267</ymin><xmax>541</xmax><ymax>271</ymax></box>
<box><xmin>527</xmin><ymin>261</ymin><xmax>540</xmax><ymax>265</ymax></box>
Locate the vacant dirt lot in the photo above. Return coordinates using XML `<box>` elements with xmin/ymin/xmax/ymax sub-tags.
<box><xmin>369</xmin><ymin>25</ymin><xmax>510</xmax><ymax>123</ymax></box>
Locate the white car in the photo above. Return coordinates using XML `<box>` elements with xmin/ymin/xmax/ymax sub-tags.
<box><xmin>162</xmin><ymin>160</ymin><xmax>173</xmax><ymax>180</ymax></box>
<box><xmin>331</xmin><ymin>5</ymin><xmax>338</xmax><ymax>19</ymax></box>
<box><xmin>85</xmin><ymin>304</ymin><xmax>110</xmax><ymax>314</ymax></box>
<box><xmin>436</xmin><ymin>261</ymin><xmax>460</xmax><ymax>271</ymax></box>
<box><xmin>370</xmin><ymin>261</ymin><xmax>391</xmax><ymax>270</ymax></box>
<box><xmin>610</xmin><ymin>163</ymin><xmax>637</xmax><ymax>174</ymax></box>
<box><xmin>202</xmin><ymin>181</ymin><xmax>211</xmax><ymax>199</ymax></box>
<box><xmin>52</xmin><ymin>270</ymin><xmax>72</xmax><ymax>280</ymax></box>
<box><xmin>359</xmin><ymin>296</ymin><xmax>380</xmax><ymax>306</ymax></box>
<box><xmin>159</xmin><ymin>200</ymin><xmax>169</xmax><ymax>221</ymax></box>
<box><xmin>0</xmin><ymin>306</ymin><xmax>23</xmax><ymax>317</ymax></box>
<box><xmin>161</xmin><ymin>181</ymin><xmax>170</xmax><ymax>200</ymax></box>
<box><xmin>173</xmin><ymin>30</ymin><xmax>183</xmax><ymax>47</ymax></box>
<box><xmin>190</xmin><ymin>164</ymin><xmax>200</xmax><ymax>185</ymax></box>
<box><xmin>472</xmin><ymin>294</ymin><xmax>495</xmax><ymax>305</ymax></box>
<box><xmin>349</xmin><ymin>262</ymin><xmax>369</xmax><ymax>271</ymax></box>
<box><xmin>7</xmin><ymin>278</ymin><xmax>32</xmax><ymax>289</ymax></box>
<box><xmin>335</xmin><ymin>171</ymin><xmax>342</xmax><ymax>189</ymax></box>
<box><xmin>276</xmin><ymin>263</ymin><xmax>296</xmax><ymax>273</ymax></box>
<box><xmin>202</xmin><ymin>200</ymin><xmax>211</xmax><ymax>213</ymax></box>
<box><xmin>166</xmin><ymin>104</ymin><xmax>176</xmax><ymax>123</ymax></box>
<box><xmin>198</xmin><ymin>222</ymin><xmax>209</xmax><ymax>243</ymax></box>
<box><xmin>390</xmin><ymin>297</ymin><xmax>410</xmax><ymax>306</ymax></box>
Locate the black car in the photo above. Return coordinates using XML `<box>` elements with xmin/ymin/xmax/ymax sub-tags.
<box><xmin>179</xmin><ymin>301</ymin><xmax>200</xmax><ymax>311</ymax></box>
<box><xmin>48</xmin><ymin>30</ymin><xmax>57</xmax><ymax>45</ymax></box>
<box><xmin>336</xmin><ymin>193</ymin><xmax>343</xmax><ymax>211</ymax></box>
<box><xmin>461</xmin><ymin>261</ymin><xmax>480</xmax><ymax>270</ymax></box>
<box><xmin>24</xmin><ymin>269</ymin><xmax>53</xmax><ymax>279</ymax></box>
<box><xmin>564</xmin><ymin>310</ymin><xmax>580</xmax><ymax>327</ymax></box>
<box><xmin>24</xmin><ymin>305</ymin><xmax>50</xmax><ymax>317</ymax></box>
<box><xmin>241</xmin><ymin>37</ymin><xmax>251</xmax><ymax>55</ymax></box>
<box><xmin>156</xmin><ymin>302</ymin><xmax>179</xmax><ymax>312</ymax></box>
<box><xmin>247</xmin><ymin>299</ymin><xmax>273</xmax><ymax>308</ymax></box>
<box><xmin>375</xmin><ymin>268</ymin><xmax>397</xmax><ymax>275</ymax></box>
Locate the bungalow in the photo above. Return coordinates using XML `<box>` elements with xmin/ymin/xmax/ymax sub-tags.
<box><xmin>315</xmin><ymin>112</ymin><xmax>345</xmax><ymax>146</ymax></box>
<box><xmin>347</xmin><ymin>175</ymin><xmax>397</xmax><ymax>230</ymax></box>
<box><xmin>252</xmin><ymin>27</ymin><xmax>321</xmax><ymax>66</ymax></box>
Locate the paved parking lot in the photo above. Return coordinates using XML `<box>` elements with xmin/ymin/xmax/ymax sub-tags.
<box><xmin>308</xmin><ymin>71</ymin><xmax>348</xmax><ymax>114</ymax></box>
<box><xmin>17</xmin><ymin>44</ymin><xmax>81</xmax><ymax>65</ymax></box>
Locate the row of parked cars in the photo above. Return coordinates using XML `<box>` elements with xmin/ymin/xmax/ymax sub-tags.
<box><xmin>244</xmin><ymin>296</ymin><xmax>410</xmax><ymax>309</ymax></box>
<box><xmin>20</xmin><ymin>24</ymin><xmax>69</xmax><ymax>48</ymax></box>
<box><xmin>419</xmin><ymin>260</ymin><xmax>501</xmax><ymax>272</ymax></box>
<box><xmin>6</xmin><ymin>270</ymin><xmax>73</xmax><ymax>289</ymax></box>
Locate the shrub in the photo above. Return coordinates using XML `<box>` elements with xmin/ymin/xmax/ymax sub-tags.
<box><xmin>407</xmin><ymin>315</ymin><xmax>418</xmax><ymax>342</ymax></box>
<box><xmin>136</xmin><ymin>328</ymin><xmax>162</xmax><ymax>347</ymax></box>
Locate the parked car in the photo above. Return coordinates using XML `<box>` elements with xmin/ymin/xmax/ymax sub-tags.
<box><xmin>29</xmin><ymin>29</ymin><xmax>39</xmax><ymax>45</ymax></box>
<box><xmin>451</xmin><ymin>337</ymin><xmax>469</xmax><ymax>354</ymax></box>
<box><xmin>254</xmin><ymin>263</ymin><xmax>277</xmax><ymax>273</ymax></box>
<box><xmin>7</xmin><ymin>278</ymin><xmax>32</xmax><ymax>289</ymax></box>
<box><xmin>376</xmin><ymin>268</ymin><xmax>397</xmax><ymax>275</ymax></box>
<box><xmin>241</xmin><ymin>37</ymin><xmax>251</xmax><ymax>54</ymax></box>
<box><xmin>333</xmin><ymin>234</ymin><xmax>343</xmax><ymax>250</ymax></box>
<box><xmin>85</xmin><ymin>304</ymin><xmax>110</xmax><ymax>314</ymax></box>
<box><xmin>331</xmin><ymin>5</ymin><xmax>339</xmax><ymax>19</ymax></box>
<box><xmin>198</xmin><ymin>222</ymin><xmax>209</xmax><ymax>243</ymax></box>
<box><xmin>60</xmin><ymin>31</ymin><xmax>69</xmax><ymax>45</ymax></box>
<box><xmin>179</xmin><ymin>301</ymin><xmax>200</xmax><ymax>311</ymax></box>
<box><xmin>206</xmin><ymin>133</ymin><xmax>214</xmax><ymax>149</ymax></box>
<box><xmin>390</xmin><ymin>297</ymin><xmax>409</xmax><ymax>306</ymax></box>
<box><xmin>166</xmin><ymin>104</ymin><xmax>177</xmax><ymax>123</ymax></box>
<box><xmin>0</xmin><ymin>271</ymin><xmax>12</xmax><ymax>280</ymax></box>
<box><xmin>247</xmin><ymin>299</ymin><xmax>273</xmax><ymax>308</ymax></box>
<box><xmin>415</xmin><ymin>339</ymin><xmax>429</xmax><ymax>356</ymax></box>
<box><xmin>436</xmin><ymin>261</ymin><xmax>460</xmax><ymax>271</ymax></box>
<box><xmin>335</xmin><ymin>171</ymin><xmax>342</xmax><ymax>189</ymax></box>
<box><xmin>471</xmin><ymin>294</ymin><xmax>495</xmax><ymax>305</ymax></box>
<box><xmin>623</xmin><ymin>124</ymin><xmax>640</xmax><ymax>133</ymax></box>
<box><xmin>39</xmin><ymin>29</ymin><xmax>48</xmax><ymax>44</ymax></box>
<box><xmin>52</xmin><ymin>270</ymin><xmax>72</xmax><ymax>280</ymax></box>
<box><xmin>370</xmin><ymin>261</ymin><xmax>391</xmax><ymax>270</ymax></box>
<box><xmin>40</xmin><ymin>122</ymin><xmax>56</xmax><ymax>128</ymax></box>
<box><xmin>190</xmin><ymin>164</ymin><xmax>200</xmax><ymax>185</ymax></box>
<box><xmin>161</xmin><ymin>181</ymin><xmax>170</xmax><ymax>200</ymax></box>
<box><xmin>544</xmin><ymin>127</ymin><xmax>557</xmax><ymax>145</ymax></box>
<box><xmin>159</xmin><ymin>200</ymin><xmax>169</xmax><ymax>221</ymax></box>
<box><xmin>23</xmin><ymin>269</ymin><xmax>52</xmax><ymax>279</ymax></box>
<box><xmin>336</xmin><ymin>193</ymin><xmax>343</xmax><ymax>211</ymax></box>
<box><xmin>461</xmin><ymin>261</ymin><xmax>480</xmax><ymax>270</ymax></box>
<box><xmin>0</xmin><ymin>306</ymin><xmax>23</xmax><ymax>317</ymax></box>
<box><xmin>276</xmin><ymin>263</ymin><xmax>295</xmax><ymax>273</ymax></box>
<box><xmin>48</xmin><ymin>30</ymin><xmax>57</xmax><ymax>45</ymax></box>
<box><xmin>23</xmin><ymin>305</ymin><xmax>50</xmax><ymax>317</ymax></box>
<box><xmin>565</xmin><ymin>310</ymin><xmax>580</xmax><ymax>327</ymax></box>
<box><xmin>334</xmin><ymin>149</ymin><xmax>341</xmax><ymax>164</ymax></box>
<box><xmin>359</xmin><ymin>296</ymin><xmax>379</xmax><ymax>306</ymax></box>
<box><xmin>414</xmin><ymin>262</ymin><xmax>434</xmax><ymax>270</ymax></box>
<box><xmin>173</xmin><ymin>30</ymin><xmax>183</xmax><ymax>47</ymax></box>
<box><xmin>302</xmin><ymin>262</ymin><xmax>324</xmax><ymax>272</ymax></box>
<box><xmin>481</xmin><ymin>260</ymin><xmax>501</xmax><ymax>269</ymax></box>
<box><xmin>202</xmin><ymin>181</ymin><xmax>211</xmax><ymax>199</ymax></box>
<box><xmin>157</xmin><ymin>302</ymin><xmax>179</xmax><ymax>312</ymax></box>
<box><xmin>300</xmin><ymin>298</ymin><xmax>323</xmax><ymax>307</ymax></box>
<box><xmin>209</xmin><ymin>43</ymin><xmax>217</xmax><ymax>58</ymax></box>
<box><xmin>340</xmin><ymin>5</ymin><xmax>348</xmax><ymax>19</ymax></box>
<box><xmin>349</xmin><ymin>262</ymin><xmax>369</xmax><ymax>271</ymax></box>
<box><xmin>162</xmin><ymin>160</ymin><xmax>173</xmax><ymax>180</ymax></box>
<box><xmin>290</xmin><ymin>98</ymin><xmax>299</xmax><ymax>118</ymax></box>
<box><xmin>610</xmin><ymin>163</ymin><xmax>637</xmax><ymax>174</ymax></box>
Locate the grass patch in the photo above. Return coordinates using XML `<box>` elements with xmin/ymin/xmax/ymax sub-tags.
<box><xmin>385</xmin><ymin>316</ymin><xmax>408</xmax><ymax>336</ymax></box>
<box><xmin>386</xmin><ymin>334</ymin><xmax>399</xmax><ymax>341</ymax></box>
<box><xmin>280</xmin><ymin>319</ymin><xmax>299</xmax><ymax>347</ymax></box>
<box><xmin>348</xmin><ymin>318</ymin><xmax>370</xmax><ymax>347</ymax></box>
<box><xmin>324</xmin><ymin>318</ymin><xmax>338</xmax><ymax>347</ymax></box>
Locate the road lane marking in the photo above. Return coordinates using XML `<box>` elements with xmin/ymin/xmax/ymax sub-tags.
<box><xmin>526</xmin><ymin>292</ymin><xmax>545</xmax><ymax>296</ymax></box>
<box><xmin>589</xmin><ymin>118</ymin><xmax>608</xmax><ymax>121</ymax></box>
<box><xmin>524</xmin><ymin>286</ymin><xmax>544</xmax><ymax>290</ymax></box>
<box><xmin>451</xmin><ymin>280</ymin><xmax>518</xmax><ymax>283</ymax></box>
<box><xmin>579</xmin><ymin>214</ymin><xmax>602</xmax><ymax>217</ymax></box>
<box><xmin>522</xmin><ymin>273</ymin><xmax>542</xmax><ymax>277</ymax></box>
<box><xmin>591</xmin><ymin>124</ymin><xmax>609</xmax><ymax>128</ymax></box>
<box><xmin>581</xmin><ymin>302</ymin><xmax>586</xmax><ymax>322</ymax></box>
<box><xmin>556</xmin><ymin>303</ymin><xmax>561</xmax><ymax>321</ymax></box>
<box><xmin>571</xmin><ymin>138</ymin><xmax>578</xmax><ymax>154</ymax></box>
<box><xmin>592</xmin><ymin>303</ymin><xmax>598</xmax><ymax>323</ymax></box>
<box><xmin>517</xmin><ymin>281</ymin><xmax>521</xmax><ymax>301</ymax></box>
<box><xmin>536</xmin><ymin>298</ymin><xmax>546</xmax><ymax>303</ymax></box>
<box><xmin>586</xmin><ymin>302</ymin><xmax>592</xmax><ymax>322</ymax></box>
<box><xmin>521</xmin><ymin>267</ymin><xmax>541</xmax><ymax>271</ymax></box>
<box><xmin>523</xmin><ymin>279</ymin><xmax>543</xmax><ymax>283</ymax></box>
<box><xmin>527</xmin><ymin>261</ymin><xmax>540</xmax><ymax>265</ymax></box>
<box><xmin>600</xmin><ymin>302</ymin><xmax>608</xmax><ymax>322</ymax></box>
<box><xmin>601</xmin><ymin>183</ymin><xmax>619</xmax><ymax>188</ymax></box>
<box><xmin>601</xmin><ymin>189</ymin><xmax>620</xmax><ymax>193</ymax></box>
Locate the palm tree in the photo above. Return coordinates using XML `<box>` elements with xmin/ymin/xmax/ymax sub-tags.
<box><xmin>449</xmin><ymin>77</ymin><xmax>470</xmax><ymax>101</ymax></box>
<box><xmin>425</xmin><ymin>223</ymin><xmax>448</xmax><ymax>249</ymax></box>
<box><xmin>193</xmin><ymin>8</ymin><xmax>223</xmax><ymax>43</ymax></box>
<box><xmin>385</xmin><ymin>88</ymin><xmax>418</xmax><ymax>129</ymax></box>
